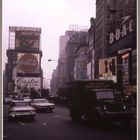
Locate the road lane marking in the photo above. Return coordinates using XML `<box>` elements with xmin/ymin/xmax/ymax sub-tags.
<box><xmin>53</xmin><ymin>115</ymin><xmax>69</xmax><ymax>120</ymax></box>
<box><xmin>17</xmin><ymin>121</ymin><xmax>26</xmax><ymax>126</ymax></box>
<box><xmin>42</xmin><ymin>122</ymin><xmax>47</xmax><ymax>126</ymax></box>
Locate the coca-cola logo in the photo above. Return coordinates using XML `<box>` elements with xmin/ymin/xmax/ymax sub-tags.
<box><xmin>18</xmin><ymin>54</ymin><xmax>38</xmax><ymax>73</ymax></box>
<box><xmin>16</xmin><ymin>77</ymin><xmax>40</xmax><ymax>87</ymax></box>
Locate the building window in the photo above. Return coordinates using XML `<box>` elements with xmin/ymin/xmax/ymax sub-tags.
<box><xmin>126</xmin><ymin>0</ymin><xmax>129</xmax><ymax>4</ymax></box>
<box><xmin>107</xmin><ymin>0</ymin><xmax>110</xmax><ymax>4</ymax></box>
<box><xmin>107</xmin><ymin>13</ymin><xmax>110</xmax><ymax>19</ymax></box>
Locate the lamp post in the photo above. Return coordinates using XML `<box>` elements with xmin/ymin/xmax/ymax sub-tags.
<box><xmin>48</xmin><ymin>59</ymin><xmax>58</xmax><ymax>62</ymax></box>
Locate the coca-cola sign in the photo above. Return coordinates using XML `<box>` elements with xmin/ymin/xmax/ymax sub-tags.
<box><xmin>15</xmin><ymin>77</ymin><xmax>41</xmax><ymax>89</ymax></box>
<box><xmin>18</xmin><ymin>53</ymin><xmax>38</xmax><ymax>73</ymax></box>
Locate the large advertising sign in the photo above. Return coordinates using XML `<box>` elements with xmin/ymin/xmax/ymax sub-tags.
<box><xmin>99</xmin><ymin>56</ymin><xmax>117</xmax><ymax>82</ymax></box>
<box><xmin>9</xmin><ymin>26</ymin><xmax>41</xmax><ymax>49</ymax></box>
<box><xmin>17</xmin><ymin>53</ymin><xmax>40</xmax><ymax>73</ymax></box>
<box><xmin>122</xmin><ymin>52</ymin><xmax>130</xmax><ymax>84</ymax></box>
<box><xmin>109</xmin><ymin>15</ymin><xmax>134</xmax><ymax>45</ymax></box>
<box><xmin>15</xmin><ymin>31</ymin><xmax>40</xmax><ymax>49</ymax></box>
<box><xmin>15</xmin><ymin>77</ymin><xmax>41</xmax><ymax>89</ymax></box>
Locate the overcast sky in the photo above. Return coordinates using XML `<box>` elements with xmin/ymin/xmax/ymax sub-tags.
<box><xmin>2</xmin><ymin>0</ymin><xmax>96</xmax><ymax>81</ymax></box>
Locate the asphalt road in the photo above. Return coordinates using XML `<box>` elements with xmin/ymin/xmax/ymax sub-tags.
<box><xmin>3</xmin><ymin>105</ymin><xmax>137</xmax><ymax>140</ymax></box>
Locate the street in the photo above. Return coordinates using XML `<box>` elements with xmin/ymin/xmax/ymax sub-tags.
<box><xmin>3</xmin><ymin>105</ymin><xmax>136</xmax><ymax>140</ymax></box>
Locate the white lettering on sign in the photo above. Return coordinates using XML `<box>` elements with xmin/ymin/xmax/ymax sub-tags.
<box><xmin>18</xmin><ymin>59</ymin><xmax>38</xmax><ymax>67</ymax></box>
<box><xmin>109</xmin><ymin>19</ymin><xmax>133</xmax><ymax>44</ymax></box>
<box><xmin>18</xmin><ymin>53</ymin><xmax>38</xmax><ymax>73</ymax></box>
<box><xmin>15</xmin><ymin>77</ymin><xmax>41</xmax><ymax>88</ymax></box>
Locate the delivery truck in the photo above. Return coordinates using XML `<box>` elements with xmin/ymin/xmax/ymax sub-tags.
<box><xmin>66</xmin><ymin>79</ymin><xmax>131</xmax><ymax>127</ymax></box>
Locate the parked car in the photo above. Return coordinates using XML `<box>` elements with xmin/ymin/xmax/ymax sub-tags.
<box><xmin>8</xmin><ymin>100</ymin><xmax>36</xmax><ymax>121</ymax></box>
<box><xmin>31</xmin><ymin>98</ymin><xmax>55</xmax><ymax>112</ymax></box>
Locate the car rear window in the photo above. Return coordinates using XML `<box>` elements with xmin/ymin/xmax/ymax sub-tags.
<box><xmin>14</xmin><ymin>102</ymin><xmax>30</xmax><ymax>106</ymax></box>
<box><xmin>34</xmin><ymin>99</ymin><xmax>48</xmax><ymax>103</ymax></box>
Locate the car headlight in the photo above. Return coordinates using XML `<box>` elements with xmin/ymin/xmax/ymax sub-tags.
<box><xmin>122</xmin><ymin>105</ymin><xmax>126</xmax><ymax>110</ymax></box>
<box><xmin>10</xmin><ymin>111</ymin><xmax>16</xmax><ymax>117</ymax></box>
<box><xmin>103</xmin><ymin>105</ymin><xmax>107</xmax><ymax>110</ymax></box>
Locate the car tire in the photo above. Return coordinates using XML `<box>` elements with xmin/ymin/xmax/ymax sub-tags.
<box><xmin>70</xmin><ymin>109</ymin><xmax>81</xmax><ymax>122</ymax></box>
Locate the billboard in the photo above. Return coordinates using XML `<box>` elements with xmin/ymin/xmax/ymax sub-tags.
<box><xmin>122</xmin><ymin>52</ymin><xmax>130</xmax><ymax>84</ymax></box>
<box><xmin>99</xmin><ymin>56</ymin><xmax>117</xmax><ymax>82</ymax></box>
<box><xmin>17</xmin><ymin>53</ymin><xmax>40</xmax><ymax>74</ymax></box>
<box><xmin>9</xmin><ymin>26</ymin><xmax>41</xmax><ymax>49</ymax></box>
<box><xmin>15</xmin><ymin>31</ymin><xmax>40</xmax><ymax>49</ymax></box>
<box><xmin>109</xmin><ymin>15</ymin><xmax>134</xmax><ymax>45</ymax></box>
<box><xmin>15</xmin><ymin>77</ymin><xmax>41</xmax><ymax>90</ymax></box>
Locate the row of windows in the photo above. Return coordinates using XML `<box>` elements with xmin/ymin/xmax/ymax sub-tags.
<box><xmin>106</xmin><ymin>0</ymin><xmax>129</xmax><ymax>5</ymax></box>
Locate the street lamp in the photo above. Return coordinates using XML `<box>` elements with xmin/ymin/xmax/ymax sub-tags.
<box><xmin>48</xmin><ymin>59</ymin><xmax>58</xmax><ymax>62</ymax></box>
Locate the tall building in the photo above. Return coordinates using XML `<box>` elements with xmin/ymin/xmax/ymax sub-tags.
<box><xmin>50</xmin><ymin>69</ymin><xmax>58</xmax><ymax>97</ymax></box>
<box><xmin>107</xmin><ymin>0</ymin><xmax>136</xmax><ymax>92</ymax></box>
<box><xmin>95</xmin><ymin>0</ymin><xmax>136</xmax><ymax>92</ymax></box>
<box><xmin>65</xmin><ymin>25</ymin><xmax>88</xmax><ymax>82</ymax></box>
<box><xmin>74</xmin><ymin>45</ymin><xmax>89</xmax><ymax>80</ymax></box>
<box><xmin>58</xmin><ymin>34</ymin><xmax>70</xmax><ymax>88</ymax></box>
<box><xmin>5</xmin><ymin>26</ymin><xmax>43</xmax><ymax>96</ymax></box>
<box><xmin>87</xmin><ymin>17</ymin><xmax>96</xmax><ymax>79</ymax></box>
<box><xmin>95</xmin><ymin>0</ymin><xmax>113</xmax><ymax>78</ymax></box>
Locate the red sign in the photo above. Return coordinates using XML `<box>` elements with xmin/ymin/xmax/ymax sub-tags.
<box><xmin>18</xmin><ymin>54</ymin><xmax>38</xmax><ymax>73</ymax></box>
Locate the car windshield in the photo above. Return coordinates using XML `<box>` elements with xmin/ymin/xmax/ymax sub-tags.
<box><xmin>34</xmin><ymin>99</ymin><xmax>48</xmax><ymax>103</ymax></box>
<box><xmin>96</xmin><ymin>91</ymin><xmax>114</xmax><ymax>100</ymax></box>
<box><xmin>14</xmin><ymin>102</ymin><xmax>30</xmax><ymax>106</ymax></box>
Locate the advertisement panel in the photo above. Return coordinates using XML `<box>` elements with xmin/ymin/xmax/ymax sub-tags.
<box><xmin>15</xmin><ymin>31</ymin><xmax>40</xmax><ymax>48</ymax></box>
<box><xmin>109</xmin><ymin>15</ymin><xmax>134</xmax><ymax>45</ymax></box>
<box><xmin>99</xmin><ymin>56</ymin><xmax>117</xmax><ymax>82</ymax></box>
<box><xmin>122</xmin><ymin>52</ymin><xmax>130</xmax><ymax>84</ymax></box>
<box><xmin>17</xmin><ymin>53</ymin><xmax>40</xmax><ymax>73</ymax></box>
<box><xmin>15</xmin><ymin>77</ymin><xmax>41</xmax><ymax>90</ymax></box>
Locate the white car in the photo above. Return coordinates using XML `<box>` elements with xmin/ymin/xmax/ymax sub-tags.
<box><xmin>8</xmin><ymin>100</ymin><xmax>36</xmax><ymax>121</ymax></box>
<box><xmin>31</xmin><ymin>99</ymin><xmax>55</xmax><ymax>112</ymax></box>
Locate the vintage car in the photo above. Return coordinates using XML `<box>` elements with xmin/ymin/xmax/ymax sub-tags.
<box><xmin>31</xmin><ymin>98</ymin><xmax>55</xmax><ymax>112</ymax></box>
<box><xmin>8</xmin><ymin>100</ymin><xmax>36</xmax><ymax>121</ymax></box>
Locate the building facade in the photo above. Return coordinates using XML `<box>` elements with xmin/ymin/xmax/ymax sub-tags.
<box><xmin>95</xmin><ymin>0</ymin><xmax>136</xmax><ymax>93</ymax></box>
<box><xmin>87</xmin><ymin>17</ymin><xmax>96</xmax><ymax>79</ymax></box>
<box><xmin>74</xmin><ymin>45</ymin><xmax>89</xmax><ymax>80</ymax></box>
<box><xmin>65</xmin><ymin>26</ymin><xmax>88</xmax><ymax>83</ymax></box>
<box><xmin>5</xmin><ymin>26</ymin><xmax>43</xmax><ymax>96</ymax></box>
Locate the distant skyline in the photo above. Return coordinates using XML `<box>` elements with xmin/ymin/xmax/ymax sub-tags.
<box><xmin>2</xmin><ymin>0</ymin><xmax>96</xmax><ymax>81</ymax></box>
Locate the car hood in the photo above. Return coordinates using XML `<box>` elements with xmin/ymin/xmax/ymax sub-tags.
<box><xmin>12</xmin><ymin>106</ymin><xmax>35</xmax><ymax>111</ymax></box>
<box><xmin>33</xmin><ymin>103</ymin><xmax>54</xmax><ymax>106</ymax></box>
